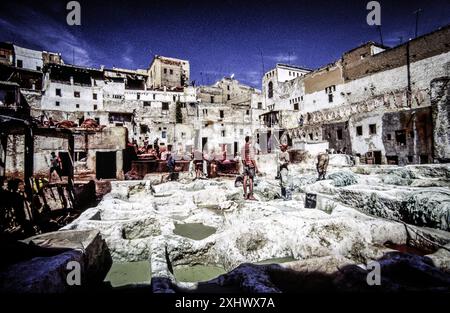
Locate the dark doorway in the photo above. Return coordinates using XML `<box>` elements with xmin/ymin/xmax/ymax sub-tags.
<box><xmin>58</xmin><ymin>152</ymin><xmax>72</xmax><ymax>177</ymax></box>
<box><xmin>420</xmin><ymin>154</ymin><xmax>429</xmax><ymax>164</ymax></box>
<box><xmin>234</xmin><ymin>141</ymin><xmax>238</xmax><ymax>157</ymax></box>
<box><xmin>373</xmin><ymin>151</ymin><xmax>382</xmax><ymax>165</ymax></box>
<box><xmin>96</xmin><ymin>152</ymin><xmax>116</xmax><ymax>179</ymax></box>
<box><xmin>386</xmin><ymin>155</ymin><xmax>399</xmax><ymax>165</ymax></box>
<box><xmin>202</xmin><ymin>137</ymin><xmax>208</xmax><ymax>152</ymax></box>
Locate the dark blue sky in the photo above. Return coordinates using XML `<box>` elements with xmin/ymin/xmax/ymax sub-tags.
<box><xmin>1</xmin><ymin>0</ymin><xmax>449</xmax><ymax>88</ymax></box>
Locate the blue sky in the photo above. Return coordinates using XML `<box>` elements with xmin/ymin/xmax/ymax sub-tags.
<box><xmin>1</xmin><ymin>0</ymin><xmax>449</xmax><ymax>88</ymax></box>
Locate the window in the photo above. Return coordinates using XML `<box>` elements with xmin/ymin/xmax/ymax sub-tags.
<box><xmin>227</xmin><ymin>85</ymin><xmax>230</xmax><ymax>91</ymax></box>
<box><xmin>93</xmin><ymin>104</ymin><xmax>98</xmax><ymax>110</ymax></box>
<box><xmin>369</xmin><ymin>124</ymin><xmax>377</xmax><ymax>135</ymax></box>
<box><xmin>170</xmin><ymin>69</ymin><xmax>173</xmax><ymax>75</ymax></box>
<box><xmin>140</xmin><ymin>124</ymin><xmax>149</xmax><ymax>133</ymax></box>
<box><xmin>36</xmin><ymin>66</ymin><xmax>41</xmax><ymax>71</ymax></box>
<box><xmin>76</xmin><ymin>104</ymin><xmax>80</xmax><ymax>109</ymax></box>
<box><xmin>395</xmin><ymin>130</ymin><xmax>407</xmax><ymax>146</ymax></box>
<box><xmin>240</xmin><ymin>129</ymin><xmax>244</xmax><ymax>135</ymax></box>
<box><xmin>203</xmin><ymin>109</ymin><xmax>208</xmax><ymax>116</ymax></box>
<box><xmin>336</xmin><ymin>129</ymin><xmax>343</xmax><ymax>140</ymax></box>
<box><xmin>162</xmin><ymin>102</ymin><xmax>169</xmax><ymax>110</ymax></box>
<box><xmin>246</xmin><ymin>110</ymin><xmax>250</xmax><ymax>115</ymax></box>
<box><xmin>294</xmin><ymin>103</ymin><xmax>299</xmax><ymax>110</ymax></box>
<box><xmin>309</xmin><ymin>133</ymin><xmax>313</xmax><ymax>140</ymax></box>
<box><xmin>162</xmin><ymin>131</ymin><xmax>167</xmax><ymax>138</ymax></box>
<box><xmin>17</xmin><ymin>60</ymin><xmax>23</xmax><ymax>68</ymax></box>
<box><xmin>356</xmin><ymin>126</ymin><xmax>363</xmax><ymax>136</ymax></box>
<box><xmin>93</xmin><ymin>93</ymin><xmax>97</xmax><ymax>100</ymax></box>
<box><xmin>181</xmin><ymin>132</ymin><xmax>186</xmax><ymax>139</ymax></box>
<box><xmin>219</xmin><ymin>110</ymin><xmax>224</xmax><ymax>119</ymax></box>
<box><xmin>227</xmin><ymin>94</ymin><xmax>230</xmax><ymax>101</ymax></box>
<box><xmin>221</xmin><ymin>130</ymin><xmax>226</xmax><ymax>137</ymax></box>
<box><xmin>301</xmin><ymin>96</ymin><xmax>303</xmax><ymax>101</ymax></box>
<box><xmin>328</xmin><ymin>93</ymin><xmax>333</xmax><ymax>103</ymax></box>
<box><xmin>153</xmin><ymin>94</ymin><xmax>156</xmax><ymax>100</ymax></box>
<box><xmin>407</xmin><ymin>155</ymin><xmax>413</xmax><ymax>163</ymax></box>
<box><xmin>268</xmin><ymin>81</ymin><xmax>273</xmax><ymax>98</ymax></box>
<box><xmin>387</xmin><ymin>133</ymin><xmax>392</xmax><ymax>140</ymax></box>
<box><xmin>94</xmin><ymin>118</ymin><xmax>100</xmax><ymax>125</ymax></box>
<box><xmin>56</xmin><ymin>88</ymin><xmax>61</xmax><ymax>96</ymax></box>
<box><xmin>409</xmin><ymin>131</ymin><xmax>414</xmax><ymax>139</ymax></box>
<box><xmin>143</xmin><ymin>101</ymin><xmax>151</xmax><ymax>107</ymax></box>
<box><xmin>210</xmin><ymin>96</ymin><xmax>214</xmax><ymax>103</ymax></box>
<box><xmin>258</xmin><ymin>102</ymin><xmax>262</xmax><ymax>109</ymax></box>
<box><xmin>164</xmin><ymin>68</ymin><xmax>167</xmax><ymax>74</ymax></box>
<box><xmin>74</xmin><ymin>91</ymin><xmax>80</xmax><ymax>98</ymax></box>
<box><xmin>55</xmin><ymin>101</ymin><xmax>60</xmax><ymax>107</ymax></box>
<box><xmin>137</xmin><ymin>93</ymin><xmax>140</xmax><ymax>100</ymax></box>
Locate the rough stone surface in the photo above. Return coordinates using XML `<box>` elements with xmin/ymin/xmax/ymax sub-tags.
<box><xmin>58</xmin><ymin>163</ymin><xmax>450</xmax><ymax>292</ymax></box>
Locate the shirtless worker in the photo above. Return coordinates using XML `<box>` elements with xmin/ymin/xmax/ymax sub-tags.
<box><xmin>278</xmin><ymin>144</ymin><xmax>291</xmax><ymax>200</ymax></box>
<box><xmin>316</xmin><ymin>150</ymin><xmax>330</xmax><ymax>181</ymax></box>
<box><xmin>241</xmin><ymin>136</ymin><xmax>257</xmax><ymax>200</ymax></box>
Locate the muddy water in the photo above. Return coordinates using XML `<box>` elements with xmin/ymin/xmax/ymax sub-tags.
<box><xmin>173</xmin><ymin>222</ymin><xmax>217</xmax><ymax>240</ymax></box>
<box><xmin>173</xmin><ymin>264</ymin><xmax>226</xmax><ymax>282</ymax></box>
<box><xmin>256</xmin><ymin>257</ymin><xmax>297</xmax><ymax>265</ymax></box>
<box><xmin>104</xmin><ymin>261</ymin><xmax>151</xmax><ymax>287</ymax></box>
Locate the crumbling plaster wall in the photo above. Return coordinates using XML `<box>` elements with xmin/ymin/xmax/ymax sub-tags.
<box><xmin>348</xmin><ymin>110</ymin><xmax>385</xmax><ymax>159</ymax></box>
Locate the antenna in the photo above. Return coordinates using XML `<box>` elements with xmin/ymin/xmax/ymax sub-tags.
<box><xmin>413</xmin><ymin>9</ymin><xmax>423</xmax><ymax>38</ymax></box>
<box><xmin>377</xmin><ymin>25</ymin><xmax>384</xmax><ymax>45</ymax></box>
<box><xmin>259</xmin><ymin>49</ymin><xmax>265</xmax><ymax>76</ymax></box>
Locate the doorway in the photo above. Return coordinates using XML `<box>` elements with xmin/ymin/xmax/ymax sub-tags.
<box><xmin>373</xmin><ymin>151</ymin><xmax>382</xmax><ymax>165</ymax></box>
<box><xmin>96</xmin><ymin>151</ymin><xmax>116</xmax><ymax>179</ymax></box>
<box><xmin>202</xmin><ymin>137</ymin><xmax>208</xmax><ymax>152</ymax></box>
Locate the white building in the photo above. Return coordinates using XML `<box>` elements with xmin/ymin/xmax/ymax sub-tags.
<box><xmin>13</xmin><ymin>45</ymin><xmax>43</xmax><ymax>71</ymax></box>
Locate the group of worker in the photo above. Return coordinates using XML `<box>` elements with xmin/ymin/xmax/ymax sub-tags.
<box><xmin>240</xmin><ymin>136</ymin><xmax>330</xmax><ymax>201</ymax></box>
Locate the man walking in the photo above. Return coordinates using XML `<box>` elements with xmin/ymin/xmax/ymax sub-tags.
<box><xmin>278</xmin><ymin>144</ymin><xmax>291</xmax><ymax>200</ymax></box>
<box><xmin>49</xmin><ymin>152</ymin><xmax>62</xmax><ymax>182</ymax></box>
<box><xmin>316</xmin><ymin>150</ymin><xmax>330</xmax><ymax>181</ymax></box>
<box><xmin>241</xmin><ymin>136</ymin><xmax>256</xmax><ymax>200</ymax></box>
<box><xmin>166</xmin><ymin>151</ymin><xmax>176</xmax><ymax>181</ymax></box>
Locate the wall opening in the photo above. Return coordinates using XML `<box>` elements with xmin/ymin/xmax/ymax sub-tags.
<box><xmin>96</xmin><ymin>152</ymin><xmax>117</xmax><ymax>179</ymax></box>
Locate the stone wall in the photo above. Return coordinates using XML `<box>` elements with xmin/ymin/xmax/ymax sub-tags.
<box><xmin>322</xmin><ymin>121</ymin><xmax>351</xmax><ymax>153</ymax></box>
<box><xmin>382</xmin><ymin>107</ymin><xmax>433</xmax><ymax>165</ymax></box>
<box><xmin>343</xmin><ymin>26</ymin><xmax>450</xmax><ymax>81</ymax></box>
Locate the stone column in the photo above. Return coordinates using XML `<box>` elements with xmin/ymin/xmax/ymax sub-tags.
<box><xmin>116</xmin><ymin>150</ymin><xmax>124</xmax><ymax>180</ymax></box>
<box><xmin>430</xmin><ymin>77</ymin><xmax>450</xmax><ymax>162</ymax></box>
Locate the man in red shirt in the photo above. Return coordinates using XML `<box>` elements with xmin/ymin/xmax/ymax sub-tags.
<box><xmin>241</xmin><ymin>136</ymin><xmax>257</xmax><ymax>200</ymax></box>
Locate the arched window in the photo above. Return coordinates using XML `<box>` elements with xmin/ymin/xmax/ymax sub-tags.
<box><xmin>268</xmin><ymin>81</ymin><xmax>273</xmax><ymax>99</ymax></box>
